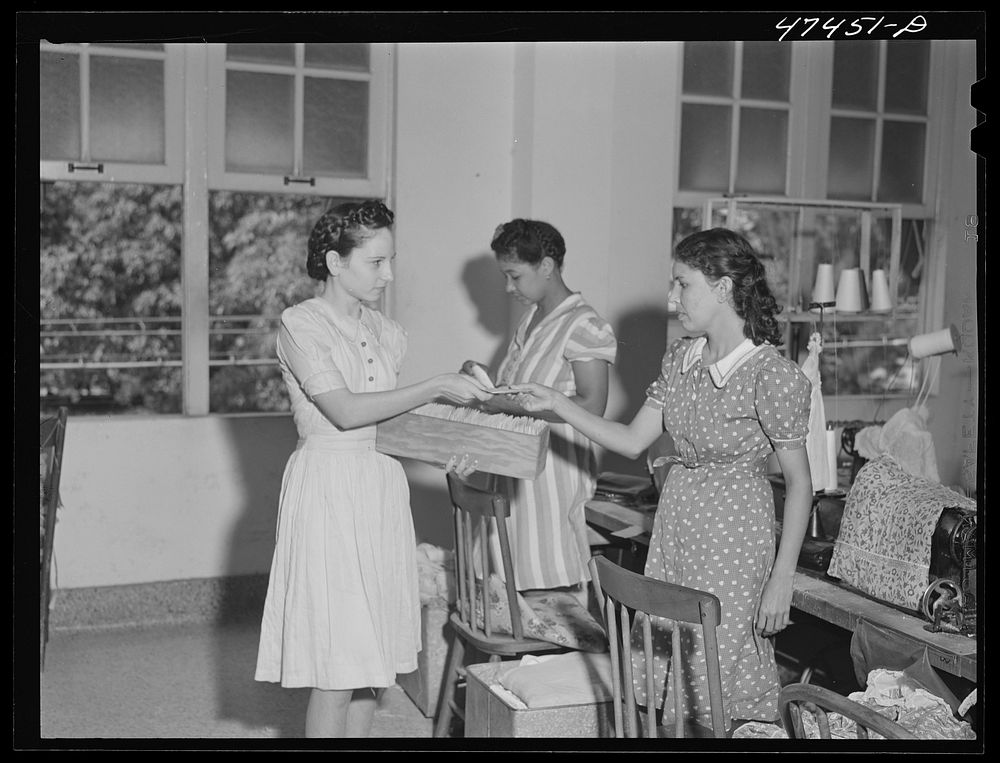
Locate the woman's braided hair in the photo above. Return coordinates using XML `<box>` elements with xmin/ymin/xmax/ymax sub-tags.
<box><xmin>490</xmin><ymin>218</ymin><xmax>566</xmax><ymax>268</ymax></box>
<box><xmin>306</xmin><ymin>199</ymin><xmax>395</xmax><ymax>281</ymax></box>
<box><xmin>675</xmin><ymin>228</ymin><xmax>783</xmax><ymax>345</ymax></box>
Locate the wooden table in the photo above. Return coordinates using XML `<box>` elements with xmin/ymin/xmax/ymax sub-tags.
<box><xmin>585</xmin><ymin>498</ymin><xmax>978</xmax><ymax>683</ymax></box>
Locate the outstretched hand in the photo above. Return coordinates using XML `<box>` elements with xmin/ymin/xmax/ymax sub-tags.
<box><xmin>506</xmin><ymin>382</ymin><xmax>560</xmax><ymax>413</ymax></box>
<box><xmin>438</xmin><ymin>373</ymin><xmax>494</xmax><ymax>405</ymax></box>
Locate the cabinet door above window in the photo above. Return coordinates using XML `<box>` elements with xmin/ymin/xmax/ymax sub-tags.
<box><xmin>206</xmin><ymin>43</ymin><xmax>391</xmax><ymax>198</ymax></box>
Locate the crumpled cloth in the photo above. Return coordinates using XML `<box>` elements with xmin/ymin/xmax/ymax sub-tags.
<box><xmin>733</xmin><ymin>669</ymin><xmax>976</xmax><ymax>740</ymax></box>
<box><xmin>415</xmin><ymin>543</ymin><xmax>455</xmax><ymax>606</ymax></box>
<box><xmin>854</xmin><ymin>405</ymin><xmax>939</xmax><ymax>483</ymax></box>
<box><xmin>494</xmin><ymin>652</ymin><xmax>614</xmax><ymax>709</ymax></box>
<box><xmin>801</xmin><ymin>332</ymin><xmax>833</xmax><ymax>492</ymax></box>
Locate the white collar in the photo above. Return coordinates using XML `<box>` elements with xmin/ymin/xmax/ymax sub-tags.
<box><xmin>680</xmin><ymin>336</ymin><xmax>767</xmax><ymax>387</ymax></box>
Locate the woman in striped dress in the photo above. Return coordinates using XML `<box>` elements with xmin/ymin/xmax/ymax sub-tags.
<box><xmin>464</xmin><ymin>219</ymin><xmax>617</xmax><ymax>598</ymax></box>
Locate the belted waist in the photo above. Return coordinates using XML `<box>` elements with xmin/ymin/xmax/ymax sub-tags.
<box><xmin>297</xmin><ymin>429</ymin><xmax>377</xmax><ymax>454</ymax></box>
<box><xmin>652</xmin><ymin>454</ymin><xmax>764</xmax><ymax>477</ymax></box>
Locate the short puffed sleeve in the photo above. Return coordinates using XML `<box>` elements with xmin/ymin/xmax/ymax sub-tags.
<box><xmin>754</xmin><ymin>353</ymin><xmax>811</xmax><ymax>450</ymax></box>
<box><xmin>565</xmin><ymin>311</ymin><xmax>617</xmax><ymax>364</ymax></box>
<box><xmin>276</xmin><ymin>304</ymin><xmax>347</xmax><ymax>398</ymax></box>
<box><xmin>643</xmin><ymin>338</ymin><xmax>688</xmax><ymax>411</ymax></box>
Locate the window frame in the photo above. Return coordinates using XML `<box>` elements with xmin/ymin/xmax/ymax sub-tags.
<box><xmin>204</xmin><ymin>43</ymin><xmax>392</xmax><ymax>199</ymax></box>
<box><xmin>39</xmin><ymin>42</ymin><xmax>396</xmax><ymax>417</ymax></box>
<box><xmin>39</xmin><ymin>42</ymin><xmax>186</xmax><ymax>185</ymax></box>
<box><xmin>673</xmin><ymin>40</ymin><xmax>957</xmax><ymax>401</ymax></box>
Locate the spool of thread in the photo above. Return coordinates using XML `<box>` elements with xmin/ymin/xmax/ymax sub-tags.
<box><xmin>869</xmin><ymin>269</ymin><xmax>892</xmax><ymax>313</ymax></box>
<box><xmin>909</xmin><ymin>324</ymin><xmax>961</xmax><ymax>359</ymax></box>
<box><xmin>835</xmin><ymin>268</ymin><xmax>869</xmax><ymax>313</ymax></box>
<box><xmin>811</xmin><ymin>263</ymin><xmax>836</xmax><ymax>312</ymax></box>
<box><xmin>825</xmin><ymin>425</ymin><xmax>839</xmax><ymax>492</ymax></box>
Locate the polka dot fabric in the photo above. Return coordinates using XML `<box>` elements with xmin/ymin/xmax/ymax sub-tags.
<box><xmin>637</xmin><ymin>336</ymin><xmax>810</xmax><ymax>730</ymax></box>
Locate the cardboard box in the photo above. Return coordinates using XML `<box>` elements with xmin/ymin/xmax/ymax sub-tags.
<box><xmin>465</xmin><ymin>661</ymin><xmax>614</xmax><ymax>738</ymax></box>
<box><xmin>397</xmin><ymin>603</ymin><xmax>452</xmax><ymax>717</ymax></box>
<box><xmin>376</xmin><ymin>403</ymin><xmax>549</xmax><ymax>479</ymax></box>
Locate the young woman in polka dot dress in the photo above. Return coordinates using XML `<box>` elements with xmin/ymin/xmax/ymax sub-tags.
<box><xmin>512</xmin><ymin>228</ymin><xmax>813</xmax><ymax>732</ymax></box>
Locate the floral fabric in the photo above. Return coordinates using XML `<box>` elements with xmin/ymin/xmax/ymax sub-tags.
<box><xmin>827</xmin><ymin>454</ymin><xmax>976</xmax><ymax>611</ymax></box>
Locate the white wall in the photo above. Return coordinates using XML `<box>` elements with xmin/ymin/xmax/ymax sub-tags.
<box><xmin>49</xmin><ymin>41</ymin><xmax>980</xmax><ymax>591</ymax></box>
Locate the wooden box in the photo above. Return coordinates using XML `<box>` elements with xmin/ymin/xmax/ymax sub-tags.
<box><xmin>376</xmin><ymin>403</ymin><xmax>549</xmax><ymax>479</ymax></box>
<box><xmin>465</xmin><ymin>661</ymin><xmax>613</xmax><ymax>738</ymax></box>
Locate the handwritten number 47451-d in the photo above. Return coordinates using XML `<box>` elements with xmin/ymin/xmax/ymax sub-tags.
<box><xmin>776</xmin><ymin>16</ymin><xmax>928</xmax><ymax>42</ymax></box>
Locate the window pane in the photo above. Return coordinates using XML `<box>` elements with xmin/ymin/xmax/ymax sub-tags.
<box><xmin>305</xmin><ymin>43</ymin><xmax>369</xmax><ymax>71</ymax></box>
<box><xmin>90</xmin><ymin>56</ymin><xmax>165</xmax><ymax>164</ymax></box>
<box><xmin>832</xmin><ymin>41</ymin><xmax>878</xmax><ymax>111</ymax></box>
<box><xmin>735</xmin><ymin>107</ymin><xmax>787</xmax><ymax>194</ymax></box>
<box><xmin>827</xmin><ymin>116</ymin><xmax>875</xmax><ymax>200</ymax></box>
<box><xmin>678</xmin><ymin>103</ymin><xmax>731</xmax><ymax>192</ymax></box>
<box><xmin>878</xmin><ymin>120</ymin><xmax>925</xmax><ymax>203</ymax></box>
<box><xmin>741</xmin><ymin>42</ymin><xmax>789</xmax><ymax>101</ymax></box>
<box><xmin>303</xmin><ymin>78</ymin><xmax>369</xmax><ymax>177</ymax></box>
<box><xmin>682</xmin><ymin>42</ymin><xmax>733</xmax><ymax>96</ymax></box>
<box><xmin>207</xmin><ymin>191</ymin><xmax>347</xmax><ymax>414</ymax></box>
<box><xmin>802</xmin><ymin>315</ymin><xmax>921</xmax><ymax>396</ymax></box>
<box><xmin>225</xmin><ymin>70</ymin><xmax>295</xmax><ymax>174</ymax></box>
<box><xmin>40</xmin><ymin>50</ymin><xmax>81</xmax><ymax>160</ymax></box>
<box><xmin>885</xmin><ymin>41</ymin><xmax>929</xmax><ymax>115</ymax></box>
<box><xmin>40</xmin><ymin>181</ymin><xmax>183</xmax><ymax>415</ymax></box>
<box><xmin>226</xmin><ymin>43</ymin><xmax>295</xmax><ymax>66</ymax></box>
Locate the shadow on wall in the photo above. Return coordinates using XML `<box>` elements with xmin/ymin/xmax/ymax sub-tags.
<box><xmin>600</xmin><ymin>305</ymin><xmax>671</xmax><ymax>476</ymax></box>
<box><xmin>214</xmin><ymin>414</ymin><xmax>303</xmax><ymax>737</ymax></box>
<box><xmin>461</xmin><ymin>252</ymin><xmax>514</xmax><ymax>376</ymax></box>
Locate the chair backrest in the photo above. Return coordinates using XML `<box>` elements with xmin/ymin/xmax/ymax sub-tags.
<box><xmin>40</xmin><ymin>406</ymin><xmax>68</xmax><ymax>668</ymax></box>
<box><xmin>589</xmin><ymin>554</ymin><xmax>727</xmax><ymax>738</ymax></box>
<box><xmin>779</xmin><ymin>682</ymin><xmax>918</xmax><ymax>740</ymax></box>
<box><xmin>446</xmin><ymin>471</ymin><xmax>527</xmax><ymax>641</ymax></box>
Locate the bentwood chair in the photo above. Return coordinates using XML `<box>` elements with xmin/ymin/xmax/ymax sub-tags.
<box><xmin>779</xmin><ymin>682</ymin><xmax>917</xmax><ymax>740</ymax></box>
<box><xmin>588</xmin><ymin>554</ymin><xmax>728</xmax><ymax>738</ymax></box>
<box><xmin>433</xmin><ymin>472</ymin><xmax>574</xmax><ymax>737</ymax></box>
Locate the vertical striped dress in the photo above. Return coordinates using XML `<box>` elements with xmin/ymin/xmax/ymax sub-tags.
<box><xmin>493</xmin><ymin>293</ymin><xmax>617</xmax><ymax>591</ymax></box>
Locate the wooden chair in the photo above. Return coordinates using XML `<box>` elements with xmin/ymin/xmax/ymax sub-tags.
<box><xmin>779</xmin><ymin>682</ymin><xmax>918</xmax><ymax>740</ymax></box>
<box><xmin>588</xmin><ymin>554</ymin><xmax>728</xmax><ymax>738</ymax></box>
<box><xmin>40</xmin><ymin>406</ymin><xmax>68</xmax><ymax>670</ymax></box>
<box><xmin>433</xmin><ymin>472</ymin><xmax>572</xmax><ymax>737</ymax></box>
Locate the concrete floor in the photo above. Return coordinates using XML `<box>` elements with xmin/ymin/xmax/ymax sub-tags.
<box><xmin>36</xmin><ymin>618</ymin><xmax>438</xmax><ymax>749</ymax></box>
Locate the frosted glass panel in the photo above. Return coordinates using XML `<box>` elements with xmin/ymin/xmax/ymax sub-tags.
<box><xmin>303</xmin><ymin>78</ymin><xmax>368</xmax><ymax>177</ymax></box>
<box><xmin>97</xmin><ymin>43</ymin><xmax>164</xmax><ymax>51</ymax></box>
<box><xmin>225</xmin><ymin>71</ymin><xmax>294</xmax><ymax>174</ymax></box>
<box><xmin>735</xmin><ymin>108</ymin><xmax>787</xmax><ymax>194</ymax></box>
<box><xmin>40</xmin><ymin>51</ymin><xmax>80</xmax><ymax>160</ymax></box>
<box><xmin>741</xmin><ymin>42</ymin><xmax>789</xmax><ymax>101</ymax></box>
<box><xmin>682</xmin><ymin>42</ymin><xmax>733</xmax><ymax>96</ymax></box>
<box><xmin>227</xmin><ymin>43</ymin><xmax>295</xmax><ymax>66</ymax></box>
<box><xmin>832</xmin><ymin>41</ymin><xmax>878</xmax><ymax>111</ymax></box>
<box><xmin>90</xmin><ymin>56</ymin><xmax>165</xmax><ymax>164</ymax></box>
<box><xmin>305</xmin><ymin>43</ymin><xmax>369</xmax><ymax>71</ymax></box>
<box><xmin>679</xmin><ymin>104</ymin><xmax>731</xmax><ymax>191</ymax></box>
<box><xmin>827</xmin><ymin>117</ymin><xmax>874</xmax><ymax>200</ymax></box>
<box><xmin>878</xmin><ymin>121</ymin><xmax>925</xmax><ymax>203</ymax></box>
<box><xmin>885</xmin><ymin>41</ymin><xmax>929</xmax><ymax>115</ymax></box>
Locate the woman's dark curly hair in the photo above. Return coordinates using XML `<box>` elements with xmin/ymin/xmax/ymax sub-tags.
<box><xmin>490</xmin><ymin>219</ymin><xmax>566</xmax><ymax>268</ymax></box>
<box><xmin>306</xmin><ymin>199</ymin><xmax>395</xmax><ymax>281</ymax></box>
<box><xmin>675</xmin><ymin>228</ymin><xmax>783</xmax><ymax>345</ymax></box>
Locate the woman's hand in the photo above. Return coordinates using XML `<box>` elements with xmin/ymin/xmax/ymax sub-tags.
<box><xmin>460</xmin><ymin>360</ymin><xmax>495</xmax><ymax>390</ymax></box>
<box><xmin>444</xmin><ymin>453</ymin><xmax>478</xmax><ymax>479</ymax></box>
<box><xmin>755</xmin><ymin>572</ymin><xmax>794</xmax><ymax>638</ymax></box>
<box><xmin>436</xmin><ymin>373</ymin><xmax>494</xmax><ymax>405</ymax></box>
<box><xmin>507</xmin><ymin>382</ymin><xmax>562</xmax><ymax>413</ymax></box>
